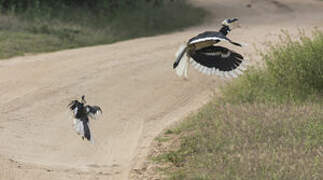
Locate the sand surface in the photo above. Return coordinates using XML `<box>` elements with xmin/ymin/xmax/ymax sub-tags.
<box><xmin>1</xmin><ymin>0</ymin><xmax>323</xmax><ymax>179</ymax></box>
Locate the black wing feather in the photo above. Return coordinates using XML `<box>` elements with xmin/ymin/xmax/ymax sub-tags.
<box><xmin>190</xmin><ymin>46</ymin><xmax>244</xmax><ymax>72</ymax></box>
<box><xmin>68</xmin><ymin>100</ymin><xmax>81</xmax><ymax>111</ymax></box>
<box><xmin>86</xmin><ymin>105</ymin><xmax>102</xmax><ymax>115</ymax></box>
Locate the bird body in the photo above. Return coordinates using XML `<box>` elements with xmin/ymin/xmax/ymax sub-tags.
<box><xmin>188</xmin><ymin>31</ymin><xmax>224</xmax><ymax>48</ymax></box>
<box><xmin>68</xmin><ymin>96</ymin><xmax>102</xmax><ymax>143</ymax></box>
<box><xmin>173</xmin><ymin>18</ymin><xmax>247</xmax><ymax>79</ymax></box>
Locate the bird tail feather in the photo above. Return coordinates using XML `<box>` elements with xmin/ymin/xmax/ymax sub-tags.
<box><xmin>83</xmin><ymin>121</ymin><xmax>91</xmax><ymax>141</ymax></box>
<box><xmin>173</xmin><ymin>44</ymin><xmax>187</xmax><ymax>68</ymax></box>
<box><xmin>174</xmin><ymin>44</ymin><xmax>189</xmax><ymax>78</ymax></box>
<box><xmin>175</xmin><ymin>55</ymin><xmax>189</xmax><ymax>78</ymax></box>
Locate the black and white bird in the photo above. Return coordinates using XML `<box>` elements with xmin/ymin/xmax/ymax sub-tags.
<box><xmin>68</xmin><ymin>95</ymin><xmax>102</xmax><ymax>143</ymax></box>
<box><xmin>173</xmin><ymin>18</ymin><xmax>248</xmax><ymax>79</ymax></box>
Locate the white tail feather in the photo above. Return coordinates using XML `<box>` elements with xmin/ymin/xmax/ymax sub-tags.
<box><xmin>184</xmin><ymin>58</ymin><xmax>189</xmax><ymax>78</ymax></box>
<box><xmin>175</xmin><ymin>55</ymin><xmax>189</xmax><ymax>78</ymax></box>
<box><xmin>174</xmin><ymin>44</ymin><xmax>189</xmax><ymax>78</ymax></box>
<box><xmin>175</xmin><ymin>44</ymin><xmax>187</xmax><ymax>57</ymax></box>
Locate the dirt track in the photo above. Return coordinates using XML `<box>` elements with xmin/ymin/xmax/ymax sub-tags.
<box><xmin>0</xmin><ymin>0</ymin><xmax>323</xmax><ymax>179</ymax></box>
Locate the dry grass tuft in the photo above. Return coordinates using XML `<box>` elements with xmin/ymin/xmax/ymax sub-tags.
<box><xmin>150</xmin><ymin>102</ymin><xmax>323</xmax><ymax>180</ymax></box>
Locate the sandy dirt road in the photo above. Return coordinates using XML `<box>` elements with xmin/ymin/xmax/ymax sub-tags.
<box><xmin>0</xmin><ymin>0</ymin><xmax>323</xmax><ymax>179</ymax></box>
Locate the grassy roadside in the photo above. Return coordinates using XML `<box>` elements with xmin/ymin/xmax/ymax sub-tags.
<box><xmin>143</xmin><ymin>31</ymin><xmax>323</xmax><ymax>180</ymax></box>
<box><xmin>0</xmin><ymin>0</ymin><xmax>206</xmax><ymax>59</ymax></box>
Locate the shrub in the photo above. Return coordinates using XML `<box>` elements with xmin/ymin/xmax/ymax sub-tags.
<box><xmin>223</xmin><ymin>30</ymin><xmax>323</xmax><ymax>103</ymax></box>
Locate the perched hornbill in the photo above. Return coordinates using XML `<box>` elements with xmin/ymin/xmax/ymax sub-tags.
<box><xmin>68</xmin><ymin>95</ymin><xmax>102</xmax><ymax>143</ymax></box>
<box><xmin>173</xmin><ymin>18</ymin><xmax>248</xmax><ymax>78</ymax></box>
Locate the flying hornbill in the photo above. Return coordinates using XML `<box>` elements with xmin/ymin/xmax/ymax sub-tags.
<box><xmin>68</xmin><ymin>95</ymin><xmax>102</xmax><ymax>143</ymax></box>
<box><xmin>173</xmin><ymin>18</ymin><xmax>248</xmax><ymax>79</ymax></box>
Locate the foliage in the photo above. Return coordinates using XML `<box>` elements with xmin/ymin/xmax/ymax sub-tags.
<box><xmin>223</xmin><ymin>30</ymin><xmax>323</xmax><ymax>103</ymax></box>
<box><xmin>0</xmin><ymin>0</ymin><xmax>206</xmax><ymax>59</ymax></box>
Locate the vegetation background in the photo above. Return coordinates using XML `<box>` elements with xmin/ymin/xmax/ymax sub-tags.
<box><xmin>0</xmin><ymin>0</ymin><xmax>206</xmax><ymax>59</ymax></box>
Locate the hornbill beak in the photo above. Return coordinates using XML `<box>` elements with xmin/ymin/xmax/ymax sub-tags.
<box><xmin>227</xmin><ymin>18</ymin><xmax>238</xmax><ymax>24</ymax></box>
<box><xmin>222</xmin><ymin>18</ymin><xmax>240</xmax><ymax>30</ymax></box>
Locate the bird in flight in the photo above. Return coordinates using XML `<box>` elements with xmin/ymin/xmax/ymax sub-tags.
<box><xmin>68</xmin><ymin>95</ymin><xmax>102</xmax><ymax>143</ymax></box>
<box><xmin>173</xmin><ymin>18</ymin><xmax>248</xmax><ymax>79</ymax></box>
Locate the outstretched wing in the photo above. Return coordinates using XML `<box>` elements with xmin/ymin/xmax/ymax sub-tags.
<box><xmin>85</xmin><ymin>105</ymin><xmax>102</xmax><ymax>117</ymax></box>
<box><xmin>189</xmin><ymin>45</ymin><xmax>247</xmax><ymax>78</ymax></box>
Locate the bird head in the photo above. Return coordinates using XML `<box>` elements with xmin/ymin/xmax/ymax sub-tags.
<box><xmin>81</xmin><ymin>95</ymin><xmax>87</xmax><ymax>104</ymax></box>
<box><xmin>222</xmin><ymin>18</ymin><xmax>240</xmax><ymax>30</ymax></box>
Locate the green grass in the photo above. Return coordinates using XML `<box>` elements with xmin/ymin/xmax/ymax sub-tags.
<box><xmin>155</xmin><ymin>102</ymin><xmax>323</xmax><ymax>180</ymax></box>
<box><xmin>148</xmin><ymin>30</ymin><xmax>323</xmax><ymax>180</ymax></box>
<box><xmin>0</xmin><ymin>0</ymin><xmax>206</xmax><ymax>59</ymax></box>
<box><xmin>223</xmin><ymin>30</ymin><xmax>323</xmax><ymax>104</ymax></box>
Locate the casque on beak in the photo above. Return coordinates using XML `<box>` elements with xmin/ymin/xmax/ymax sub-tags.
<box><xmin>222</xmin><ymin>18</ymin><xmax>240</xmax><ymax>30</ymax></box>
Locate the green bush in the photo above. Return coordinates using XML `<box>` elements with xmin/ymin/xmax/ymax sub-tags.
<box><xmin>223</xmin><ymin>30</ymin><xmax>323</xmax><ymax>103</ymax></box>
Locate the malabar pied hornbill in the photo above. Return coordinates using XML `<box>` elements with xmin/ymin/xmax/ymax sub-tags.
<box><xmin>173</xmin><ymin>18</ymin><xmax>248</xmax><ymax>79</ymax></box>
<box><xmin>68</xmin><ymin>95</ymin><xmax>102</xmax><ymax>143</ymax></box>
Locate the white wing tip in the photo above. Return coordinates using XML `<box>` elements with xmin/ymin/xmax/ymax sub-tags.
<box><xmin>229</xmin><ymin>71</ymin><xmax>238</xmax><ymax>78</ymax></box>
